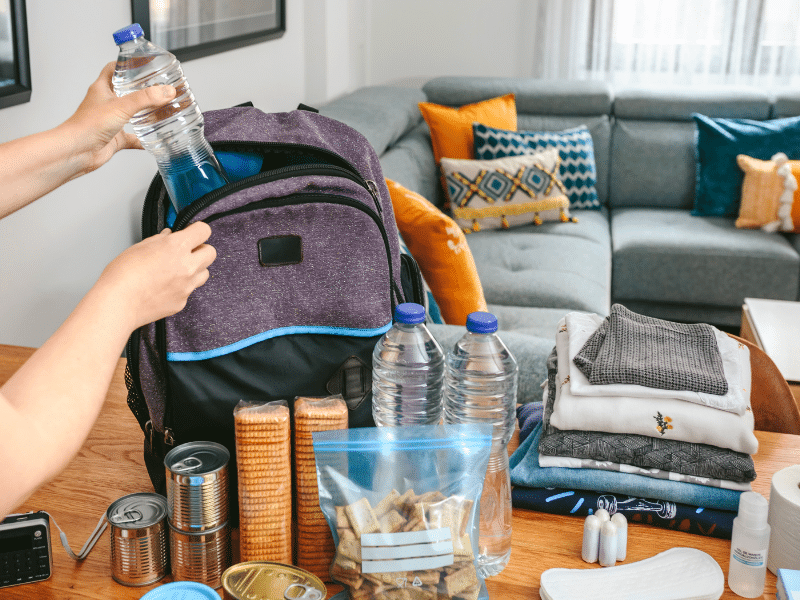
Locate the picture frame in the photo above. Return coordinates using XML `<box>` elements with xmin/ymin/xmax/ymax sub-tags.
<box><xmin>0</xmin><ymin>0</ymin><xmax>31</xmax><ymax>109</ymax></box>
<box><xmin>131</xmin><ymin>0</ymin><xmax>285</xmax><ymax>62</ymax></box>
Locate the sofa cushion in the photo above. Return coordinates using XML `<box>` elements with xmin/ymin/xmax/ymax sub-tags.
<box><xmin>614</xmin><ymin>85</ymin><xmax>771</xmax><ymax>121</ymax></box>
<box><xmin>317</xmin><ymin>86</ymin><xmax>426</xmax><ymax>156</ymax></box>
<box><xmin>736</xmin><ymin>154</ymin><xmax>800</xmax><ymax>233</ymax></box>
<box><xmin>609</xmin><ymin>120</ymin><xmax>696</xmax><ymax>210</ymax></box>
<box><xmin>464</xmin><ymin>208</ymin><xmax>612</xmax><ymax>315</ymax></box>
<box><xmin>611</xmin><ymin>208</ymin><xmax>800</xmax><ymax>309</ymax></box>
<box><xmin>423</xmin><ymin>77</ymin><xmax>613</xmax><ymax>116</ymax></box>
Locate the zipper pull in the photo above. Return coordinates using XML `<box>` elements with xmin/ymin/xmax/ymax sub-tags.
<box><xmin>366</xmin><ymin>180</ymin><xmax>382</xmax><ymax>214</ymax></box>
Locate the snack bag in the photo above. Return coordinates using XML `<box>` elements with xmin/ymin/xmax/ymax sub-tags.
<box><xmin>313</xmin><ymin>424</ymin><xmax>493</xmax><ymax>600</ymax></box>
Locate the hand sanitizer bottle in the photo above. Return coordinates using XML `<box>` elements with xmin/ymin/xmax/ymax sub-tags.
<box><xmin>728</xmin><ymin>491</ymin><xmax>770</xmax><ymax>598</ymax></box>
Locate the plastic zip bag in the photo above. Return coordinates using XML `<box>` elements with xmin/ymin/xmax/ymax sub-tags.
<box><xmin>313</xmin><ymin>424</ymin><xmax>493</xmax><ymax>600</ymax></box>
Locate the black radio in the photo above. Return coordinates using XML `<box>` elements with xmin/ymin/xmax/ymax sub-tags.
<box><xmin>0</xmin><ymin>511</ymin><xmax>52</xmax><ymax>588</ymax></box>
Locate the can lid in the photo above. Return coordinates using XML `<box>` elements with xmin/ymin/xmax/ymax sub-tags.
<box><xmin>394</xmin><ymin>302</ymin><xmax>425</xmax><ymax>324</ymax></box>
<box><xmin>165</xmin><ymin>441</ymin><xmax>230</xmax><ymax>475</ymax></box>
<box><xmin>107</xmin><ymin>492</ymin><xmax>167</xmax><ymax>528</ymax></box>
<box><xmin>222</xmin><ymin>562</ymin><xmax>326</xmax><ymax>600</ymax></box>
<box><xmin>466</xmin><ymin>311</ymin><xmax>498</xmax><ymax>334</ymax></box>
<box><xmin>112</xmin><ymin>23</ymin><xmax>144</xmax><ymax>45</ymax></box>
<box><xmin>139</xmin><ymin>581</ymin><xmax>219</xmax><ymax>600</ymax></box>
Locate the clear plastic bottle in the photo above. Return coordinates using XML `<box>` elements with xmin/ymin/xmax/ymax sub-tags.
<box><xmin>443</xmin><ymin>311</ymin><xmax>518</xmax><ymax>578</ymax></box>
<box><xmin>112</xmin><ymin>24</ymin><xmax>228</xmax><ymax>214</ymax></box>
<box><xmin>728</xmin><ymin>491</ymin><xmax>770</xmax><ymax>598</ymax></box>
<box><xmin>372</xmin><ymin>303</ymin><xmax>445</xmax><ymax>426</ymax></box>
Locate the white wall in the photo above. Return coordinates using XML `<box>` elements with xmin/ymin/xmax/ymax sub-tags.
<box><xmin>1</xmin><ymin>0</ymin><xmax>538</xmax><ymax>348</ymax></box>
<box><xmin>366</xmin><ymin>0</ymin><xmax>534</xmax><ymax>85</ymax></box>
<box><xmin>0</xmin><ymin>0</ymin><xmax>306</xmax><ymax>347</ymax></box>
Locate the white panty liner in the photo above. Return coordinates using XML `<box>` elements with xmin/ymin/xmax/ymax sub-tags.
<box><xmin>540</xmin><ymin>547</ymin><xmax>724</xmax><ymax>600</ymax></box>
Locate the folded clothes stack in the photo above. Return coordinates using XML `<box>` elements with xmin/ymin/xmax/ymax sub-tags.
<box><xmin>509</xmin><ymin>305</ymin><xmax>758</xmax><ymax>539</ymax></box>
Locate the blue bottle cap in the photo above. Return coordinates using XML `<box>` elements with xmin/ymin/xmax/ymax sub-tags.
<box><xmin>138</xmin><ymin>581</ymin><xmax>219</xmax><ymax>600</ymax></box>
<box><xmin>466</xmin><ymin>311</ymin><xmax>498</xmax><ymax>334</ymax></box>
<box><xmin>113</xmin><ymin>23</ymin><xmax>144</xmax><ymax>45</ymax></box>
<box><xmin>394</xmin><ymin>303</ymin><xmax>425</xmax><ymax>324</ymax></box>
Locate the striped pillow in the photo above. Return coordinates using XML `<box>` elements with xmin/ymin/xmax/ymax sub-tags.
<box><xmin>473</xmin><ymin>122</ymin><xmax>600</xmax><ymax>210</ymax></box>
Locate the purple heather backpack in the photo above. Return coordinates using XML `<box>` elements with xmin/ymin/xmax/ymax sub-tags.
<box><xmin>124</xmin><ymin>105</ymin><xmax>424</xmax><ymax>502</ymax></box>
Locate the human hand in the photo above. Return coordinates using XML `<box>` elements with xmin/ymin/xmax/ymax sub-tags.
<box><xmin>96</xmin><ymin>222</ymin><xmax>216</xmax><ymax>330</ymax></box>
<box><xmin>59</xmin><ymin>61</ymin><xmax>177</xmax><ymax>177</ymax></box>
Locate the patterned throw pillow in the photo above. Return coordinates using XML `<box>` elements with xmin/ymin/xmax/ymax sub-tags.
<box><xmin>440</xmin><ymin>150</ymin><xmax>575</xmax><ymax>233</ymax></box>
<box><xmin>736</xmin><ymin>153</ymin><xmax>800</xmax><ymax>233</ymax></box>
<box><xmin>473</xmin><ymin>122</ymin><xmax>600</xmax><ymax>210</ymax></box>
<box><xmin>397</xmin><ymin>231</ymin><xmax>444</xmax><ymax>324</ymax></box>
<box><xmin>386</xmin><ymin>179</ymin><xmax>488</xmax><ymax>326</ymax></box>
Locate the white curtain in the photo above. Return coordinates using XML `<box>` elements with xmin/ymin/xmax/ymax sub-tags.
<box><xmin>529</xmin><ymin>0</ymin><xmax>800</xmax><ymax>87</ymax></box>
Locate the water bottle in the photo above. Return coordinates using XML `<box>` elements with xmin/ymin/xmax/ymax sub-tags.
<box><xmin>112</xmin><ymin>24</ymin><xmax>228</xmax><ymax>215</ymax></box>
<box><xmin>372</xmin><ymin>303</ymin><xmax>445</xmax><ymax>426</ymax></box>
<box><xmin>443</xmin><ymin>311</ymin><xmax>518</xmax><ymax>578</ymax></box>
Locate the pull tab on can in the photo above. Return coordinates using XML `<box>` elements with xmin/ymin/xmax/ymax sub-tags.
<box><xmin>285</xmin><ymin>583</ymin><xmax>324</xmax><ymax>600</ymax></box>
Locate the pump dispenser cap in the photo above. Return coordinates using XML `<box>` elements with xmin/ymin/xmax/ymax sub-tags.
<box><xmin>737</xmin><ymin>491</ymin><xmax>769</xmax><ymax>528</ymax></box>
<box><xmin>113</xmin><ymin>23</ymin><xmax>144</xmax><ymax>45</ymax></box>
<box><xmin>466</xmin><ymin>311</ymin><xmax>498</xmax><ymax>334</ymax></box>
<box><xmin>394</xmin><ymin>303</ymin><xmax>425</xmax><ymax>324</ymax></box>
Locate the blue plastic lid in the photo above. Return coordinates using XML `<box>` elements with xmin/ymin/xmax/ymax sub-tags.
<box><xmin>138</xmin><ymin>581</ymin><xmax>219</xmax><ymax>600</ymax></box>
<box><xmin>113</xmin><ymin>23</ymin><xmax>144</xmax><ymax>45</ymax></box>
<box><xmin>466</xmin><ymin>311</ymin><xmax>498</xmax><ymax>334</ymax></box>
<box><xmin>394</xmin><ymin>302</ymin><xmax>425</xmax><ymax>324</ymax></box>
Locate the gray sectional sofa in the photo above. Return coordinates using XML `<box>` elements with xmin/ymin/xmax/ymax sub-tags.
<box><xmin>319</xmin><ymin>77</ymin><xmax>800</xmax><ymax>402</ymax></box>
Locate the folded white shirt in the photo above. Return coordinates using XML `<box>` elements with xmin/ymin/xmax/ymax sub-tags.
<box><xmin>536</xmin><ymin>454</ymin><xmax>752</xmax><ymax>491</ymax></box>
<box><xmin>565</xmin><ymin>311</ymin><xmax>750</xmax><ymax>415</ymax></box>
<box><xmin>549</xmin><ymin>324</ymin><xmax>758</xmax><ymax>455</ymax></box>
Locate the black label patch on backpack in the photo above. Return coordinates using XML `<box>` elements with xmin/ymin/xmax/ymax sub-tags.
<box><xmin>258</xmin><ymin>235</ymin><xmax>302</xmax><ymax>266</ymax></box>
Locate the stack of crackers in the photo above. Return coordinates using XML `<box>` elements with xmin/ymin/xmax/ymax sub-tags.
<box><xmin>331</xmin><ymin>490</ymin><xmax>480</xmax><ymax>600</ymax></box>
<box><xmin>293</xmin><ymin>396</ymin><xmax>349</xmax><ymax>580</ymax></box>
<box><xmin>234</xmin><ymin>401</ymin><xmax>292</xmax><ymax>563</ymax></box>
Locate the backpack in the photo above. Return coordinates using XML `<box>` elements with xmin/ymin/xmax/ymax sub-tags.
<box><xmin>123</xmin><ymin>105</ymin><xmax>424</xmax><ymax>503</ymax></box>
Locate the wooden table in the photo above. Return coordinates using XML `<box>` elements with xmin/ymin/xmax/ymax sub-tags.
<box><xmin>2</xmin><ymin>343</ymin><xmax>799</xmax><ymax>600</ymax></box>
<box><xmin>741</xmin><ymin>297</ymin><xmax>800</xmax><ymax>401</ymax></box>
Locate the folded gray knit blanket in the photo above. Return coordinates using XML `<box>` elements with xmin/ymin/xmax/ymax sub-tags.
<box><xmin>573</xmin><ymin>304</ymin><xmax>728</xmax><ymax>395</ymax></box>
<box><xmin>540</xmin><ymin>347</ymin><xmax>756</xmax><ymax>482</ymax></box>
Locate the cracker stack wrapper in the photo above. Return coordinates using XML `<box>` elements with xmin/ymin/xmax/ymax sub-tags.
<box><xmin>293</xmin><ymin>396</ymin><xmax>348</xmax><ymax>580</ymax></box>
<box><xmin>234</xmin><ymin>401</ymin><xmax>292</xmax><ymax>563</ymax></box>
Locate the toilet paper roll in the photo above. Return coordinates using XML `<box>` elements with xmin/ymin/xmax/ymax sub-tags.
<box><xmin>767</xmin><ymin>464</ymin><xmax>800</xmax><ymax>575</ymax></box>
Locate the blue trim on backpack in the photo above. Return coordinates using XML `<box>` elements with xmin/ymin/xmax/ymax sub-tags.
<box><xmin>166</xmin><ymin>322</ymin><xmax>392</xmax><ymax>362</ymax></box>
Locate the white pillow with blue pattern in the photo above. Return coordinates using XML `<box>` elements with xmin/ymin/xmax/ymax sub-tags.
<box><xmin>440</xmin><ymin>149</ymin><xmax>575</xmax><ymax>233</ymax></box>
<box><xmin>473</xmin><ymin>122</ymin><xmax>600</xmax><ymax>210</ymax></box>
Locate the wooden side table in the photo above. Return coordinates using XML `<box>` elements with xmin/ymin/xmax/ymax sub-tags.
<box><xmin>740</xmin><ymin>298</ymin><xmax>800</xmax><ymax>402</ymax></box>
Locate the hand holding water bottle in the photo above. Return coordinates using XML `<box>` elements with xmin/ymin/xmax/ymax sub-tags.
<box><xmin>62</xmin><ymin>61</ymin><xmax>178</xmax><ymax>175</ymax></box>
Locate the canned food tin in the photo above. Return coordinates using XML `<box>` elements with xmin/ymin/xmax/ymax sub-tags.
<box><xmin>169</xmin><ymin>522</ymin><xmax>231</xmax><ymax>589</ymax></box>
<box><xmin>107</xmin><ymin>492</ymin><xmax>169</xmax><ymax>587</ymax></box>
<box><xmin>221</xmin><ymin>562</ymin><xmax>327</xmax><ymax>600</ymax></box>
<box><xmin>165</xmin><ymin>441</ymin><xmax>230</xmax><ymax>532</ymax></box>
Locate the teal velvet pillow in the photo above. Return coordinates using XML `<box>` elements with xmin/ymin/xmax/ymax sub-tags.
<box><xmin>692</xmin><ymin>113</ymin><xmax>800</xmax><ymax>217</ymax></box>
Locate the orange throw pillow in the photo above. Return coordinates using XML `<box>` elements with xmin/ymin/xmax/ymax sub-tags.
<box><xmin>386</xmin><ymin>179</ymin><xmax>488</xmax><ymax>326</ymax></box>
<box><xmin>736</xmin><ymin>153</ymin><xmax>800</xmax><ymax>232</ymax></box>
<box><xmin>419</xmin><ymin>94</ymin><xmax>517</xmax><ymax>165</ymax></box>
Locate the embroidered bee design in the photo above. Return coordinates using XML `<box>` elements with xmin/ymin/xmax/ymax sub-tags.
<box><xmin>561</xmin><ymin>376</ymin><xmax>570</xmax><ymax>387</ymax></box>
<box><xmin>654</xmin><ymin>411</ymin><xmax>673</xmax><ymax>435</ymax></box>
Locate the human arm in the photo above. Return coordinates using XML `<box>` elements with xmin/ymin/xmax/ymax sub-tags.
<box><xmin>0</xmin><ymin>222</ymin><xmax>216</xmax><ymax>517</ymax></box>
<box><xmin>0</xmin><ymin>61</ymin><xmax>176</xmax><ymax>219</ymax></box>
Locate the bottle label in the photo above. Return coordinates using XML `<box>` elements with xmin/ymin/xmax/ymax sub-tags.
<box><xmin>731</xmin><ymin>546</ymin><xmax>767</xmax><ymax>567</ymax></box>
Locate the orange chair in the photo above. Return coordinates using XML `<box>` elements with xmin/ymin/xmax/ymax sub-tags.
<box><xmin>729</xmin><ymin>334</ymin><xmax>800</xmax><ymax>435</ymax></box>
